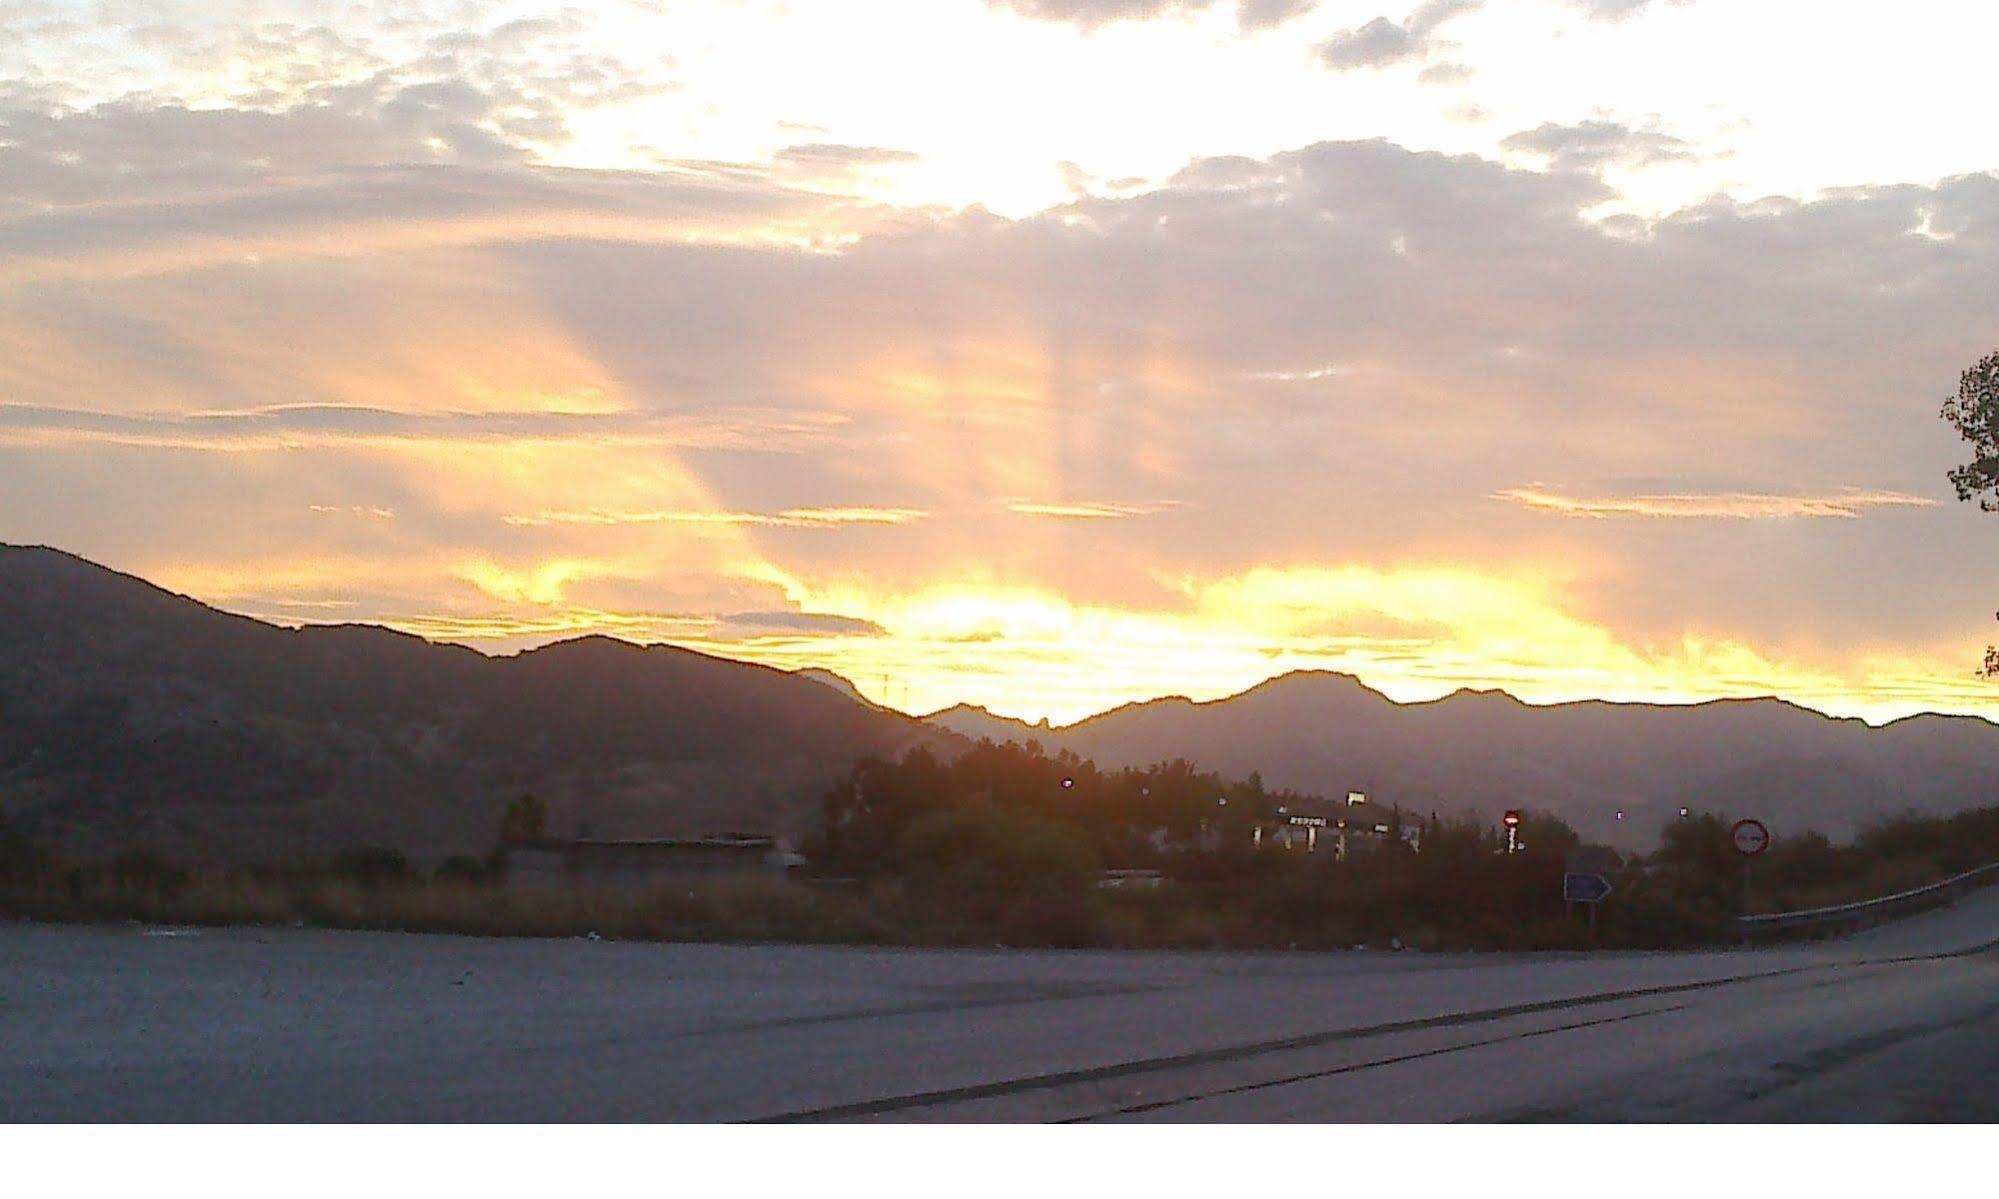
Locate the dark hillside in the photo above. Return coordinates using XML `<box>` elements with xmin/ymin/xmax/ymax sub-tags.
<box><xmin>0</xmin><ymin>545</ymin><xmax>958</xmax><ymax>860</ymax></box>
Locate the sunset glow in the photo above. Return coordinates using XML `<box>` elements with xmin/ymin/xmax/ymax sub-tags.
<box><xmin>6</xmin><ymin>0</ymin><xmax>1999</xmax><ymax>727</ymax></box>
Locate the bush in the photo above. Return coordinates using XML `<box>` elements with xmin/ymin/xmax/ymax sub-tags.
<box><xmin>432</xmin><ymin>854</ymin><xmax>493</xmax><ymax>885</ymax></box>
<box><xmin>108</xmin><ymin>849</ymin><xmax>190</xmax><ymax>894</ymax></box>
<box><xmin>0</xmin><ymin>808</ymin><xmax>36</xmax><ymax>883</ymax></box>
<box><xmin>326</xmin><ymin>846</ymin><xmax>415</xmax><ymax>887</ymax></box>
<box><xmin>896</xmin><ymin>806</ymin><xmax>1100</xmax><ymax>920</ymax></box>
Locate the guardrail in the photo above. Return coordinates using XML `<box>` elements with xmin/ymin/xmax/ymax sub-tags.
<box><xmin>1736</xmin><ymin>861</ymin><xmax>1999</xmax><ymax>938</ymax></box>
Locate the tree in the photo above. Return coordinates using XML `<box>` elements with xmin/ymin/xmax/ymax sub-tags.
<box><xmin>498</xmin><ymin>792</ymin><xmax>548</xmax><ymax>846</ymax></box>
<box><xmin>434</xmin><ymin>854</ymin><xmax>492</xmax><ymax>885</ymax></box>
<box><xmin>1516</xmin><ymin>809</ymin><xmax>1581</xmax><ymax>857</ymax></box>
<box><xmin>327</xmin><ymin>845</ymin><xmax>414</xmax><ymax>886</ymax></box>
<box><xmin>0</xmin><ymin>804</ymin><xmax>36</xmax><ymax>883</ymax></box>
<box><xmin>1940</xmin><ymin>349</ymin><xmax>1999</xmax><ymax>673</ymax></box>
<box><xmin>1942</xmin><ymin>349</ymin><xmax>1999</xmax><ymax>509</ymax></box>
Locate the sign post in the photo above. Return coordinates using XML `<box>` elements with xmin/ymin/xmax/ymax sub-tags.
<box><xmin>1730</xmin><ymin>818</ymin><xmax>1770</xmax><ymax>857</ymax></box>
<box><xmin>1563</xmin><ymin>845</ymin><xmax>1619</xmax><ymax>938</ymax></box>
<box><xmin>1562</xmin><ymin>873</ymin><xmax>1613</xmax><ymax>904</ymax></box>
<box><xmin>1731</xmin><ymin>818</ymin><xmax>1770</xmax><ymax>943</ymax></box>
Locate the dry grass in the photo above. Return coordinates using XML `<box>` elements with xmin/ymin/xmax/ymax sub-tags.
<box><xmin>10</xmin><ymin>820</ymin><xmax>1997</xmax><ymax>953</ymax></box>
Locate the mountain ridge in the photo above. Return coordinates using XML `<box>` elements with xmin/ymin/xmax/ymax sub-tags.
<box><xmin>920</xmin><ymin>668</ymin><xmax>1999</xmax><ymax>848</ymax></box>
<box><xmin>932</xmin><ymin>668</ymin><xmax>1935</xmax><ymax>737</ymax></box>
<box><xmin>0</xmin><ymin>544</ymin><xmax>959</xmax><ymax>860</ymax></box>
<box><xmin>9</xmin><ymin>543</ymin><xmax>1999</xmax><ymax>857</ymax></box>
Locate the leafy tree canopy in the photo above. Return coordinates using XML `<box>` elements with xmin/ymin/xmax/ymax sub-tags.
<box><xmin>1942</xmin><ymin>349</ymin><xmax>1999</xmax><ymax>510</ymax></box>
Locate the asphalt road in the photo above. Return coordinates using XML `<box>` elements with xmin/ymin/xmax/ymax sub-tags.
<box><xmin>5</xmin><ymin>890</ymin><xmax>1997</xmax><ymax>1122</ymax></box>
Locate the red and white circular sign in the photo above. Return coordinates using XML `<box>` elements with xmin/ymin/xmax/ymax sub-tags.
<box><xmin>1731</xmin><ymin>818</ymin><xmax>1770</xmax><ymax>857</ymax></box>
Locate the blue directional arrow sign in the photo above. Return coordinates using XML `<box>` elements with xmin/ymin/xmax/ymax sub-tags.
<box><xmin>1563</xmin><ymin>872</ymin><xmax>1613</xmax><ymax>903</ymax></box>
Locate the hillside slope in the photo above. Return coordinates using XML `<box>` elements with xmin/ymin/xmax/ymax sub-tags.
<box><xmin>0</xmin><ymin>545</ymin><xmax>958</xmax><ymax>860</ymax></box>
<box><xmin>925</xmin><ymin>671</ymin><xmax>1999</xmax><ymax>847</ymax></box>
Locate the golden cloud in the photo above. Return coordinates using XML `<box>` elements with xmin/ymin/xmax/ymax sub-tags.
<box><xmin>502</xmin><ymin>505</ymin><xmax>929</xmax><ymax>529</ymax></box>
<box><xmin>698</xmin><ymin>563</ymin><xmax>1999</xmax><ymax>726</ymax></box>
<box><xmin>1004</xmin><ymin>499</ymin><xmax>1184</xmax><ymax>519</ymax></box>
<box><xmin>1494</xmin><ymin>485</ymin><xmax>1937</xmax><ymax>520</ymax></box>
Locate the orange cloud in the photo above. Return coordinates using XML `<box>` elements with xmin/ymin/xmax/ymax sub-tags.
<box><xmin>712</xmin><ymin>563</ymin><xmax>1999</xmax><ymax>726</ymax></box>
<box><xmin>503</xmin><ymin>505</ymin><xmax>929</xmax><ymax>528</ymax></box>
<box><xmin>1494</xmin><ymin>485</ymin><xmax>1936</xmax><ymax>520</ymax></box>
<box><xmin>1004</xmin><ymin>500</ymin><xmax>1183</xmax><ymax>519</ymax></box>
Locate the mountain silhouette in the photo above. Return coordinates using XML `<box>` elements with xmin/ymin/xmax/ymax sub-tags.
<box><xmin>10</xmin><ymin>543</ymin><xmax>1998</xmax><ymax>860</ymax></box>
<box><xmin>923</xmin><ymin>670</ymin><xmax>1999</xmax><ymax>847</ymax></box>
<box><xmin>0</xmin><ymin>545</ymin><xmax>957</xmax><ymax>860</ymax></box>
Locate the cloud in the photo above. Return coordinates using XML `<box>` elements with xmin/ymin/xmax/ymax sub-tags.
<box><xmin>988</xmin><ymin>1</ymin><xmax>1215</xmax><ymax>29</ymax></box>
<box><xmin>6</xmin><ymin>99</ymin><xmax>1999</xmax><ymax>726</ymax></box>
<box><xmin>1572</xmin><ymin>0</ymin><xmax>1669</xmax><ymax>20</ymax></box>
<box><xmin>1494</xmin><ymin>486</ymin><xmax>1938</xmax><ymax>520</ymax></box>
<box><xmin>0</xmin><ymin>156</ymin><xmax>873</xmax><ymax>288</ymax></box>
<box><xmin>774</xmin><ymin>144</ymin><xmax>919</xmax><ymax>169</ymax></box>
<box><xmin>1318</xmin><ymin>1</ymin><xmax>1481</xmax><ymax>71</ymax></box>
<box><xmin>720</xmin><ymin>610</ymin><xmax>889</xmax><ymax>637</ymax></box>
<box><xmin>502</xmin><ymin>506</ymin><xmax>929</xmax><ymax>529</ymax></box>
<box><xmin>1500</xmin><ymin>119</ymin><xmax>1699</xmax><ymax>173</ymax></box>
<box><xmin>761</xmin><ymin>563</ymin><xmax>1999</xmax><ymax>727</ymax></box>
<box><xmin>0</xmin><ymin>17</ymin><xmax>676</xmax><ymax>209</ymax></box>
<box><xmin>1319</xmin><ymin>18</ymin><xmax>1418</xmax><ymax>69</ymax></box>
<box><xmin>1005</xmin><ymin>500</ymin><xmax>1185</xmax><ymax>518</ymax></box>
<box><xmin>1237</xmin><ymin>0</ymin><xmax>1318</xmax><ymax>29</ymax></box>
<box><xmin>1417</xmin><ymin>61</ymin><xmax>1474</xmax><ymax>85</ymax></box>
<box><xmin>0</xmin><ymin>404</ymin><xmax>850</xmax><ymax>455</ymax></box>
<box><xmin>769</xmin><ymin>143</ymin><xmax>921</xmax><ymax>187</ymax></box>
<box><xmin>987</xmin><ymin>1</ymin><xmax>1315</xmax><ymax>32</ymax></box>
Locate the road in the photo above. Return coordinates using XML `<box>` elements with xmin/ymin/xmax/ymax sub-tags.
<box><xmin>4</xmin><ymin>890</ymin><xmax>1997</xmax><ymax>1122</ymax></box>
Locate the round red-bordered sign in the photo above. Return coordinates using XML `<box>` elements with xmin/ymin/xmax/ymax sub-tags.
<box><xmin>1731</xmin><ymin>818</ymin><xmax>1770</xmax><ymax>857</ymax></box>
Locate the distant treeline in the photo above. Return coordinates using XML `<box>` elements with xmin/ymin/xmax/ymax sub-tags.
<box><xmin>5</xmin><ymin>740</ymin><xmax>1999</xmax><ymax>951</ymax></box>
<box><xmin>805</xmin><ymin>739</ymin><xmax>1999</xmax><ymax>948</ymax></box>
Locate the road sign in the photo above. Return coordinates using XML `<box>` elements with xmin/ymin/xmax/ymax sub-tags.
<box><xmin>1287</xmin><ymin>814</ymin><xmax>1328</xmax><ymax>828</ymax></box>
<box><xmin>1563</xmin><ymin>873</ymin><xmax>1613</xmax><ymax>903</ymax></box>
<box><xmin>1731</xmin><ymin>818</ymin><xmax>1770</xmax><ymax>857</ymax></box>
<box><xmin>1559</xmin><ymin>871</ymin><xmax>1607</xmax><ymax>899</ymax></box>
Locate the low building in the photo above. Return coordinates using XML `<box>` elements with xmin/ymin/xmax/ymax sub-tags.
<box><xmin>1250</xmin><ymin>803</ymin><xmax>1421</xmax><ymax>858</ymax></box>
<box><xmin>1096</xmin><ymin>868</ymin><xmax>1165</xmax><ymax>889</ymax></box>
<box><xmin>507</xmin><ymin>835</ymin><xmax>803</xmax><ymax>887</ymax></box>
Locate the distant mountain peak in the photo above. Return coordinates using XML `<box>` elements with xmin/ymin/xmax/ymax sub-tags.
<box><xmin>1439</xmin><ymin>685</ymin><xmax>1528</xmax><ymax>705</ymax></box>
<box><xmin>794</xmin><ymin>667</ymin><xmax>879</xmax><ymax>708</ymax></box>
<box><xmin>1233</xmin><ymin>669</ymin><xmax>1392</xmax><ymax>705</ymax></box>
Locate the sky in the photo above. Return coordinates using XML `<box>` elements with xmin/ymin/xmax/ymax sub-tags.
<box><xmin>2</xmin><ymin>0</ymin><xmax>1998</xmax><ymax>725</ymax></box>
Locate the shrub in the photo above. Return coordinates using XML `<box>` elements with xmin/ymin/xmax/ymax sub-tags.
<box><xmin>0</xmin><ymin>808</ymin><xmax>36</xmax><ymax>883</ymax></box>
<box><xmin>326</xmin><ymin>846</ymin><xmax>415</xmax><ymax>887</ymax></box>
<box><xmin>432</xmin><ymin>854</ymin><xmax>492</xmax><ymax>885</ymax></box>
<box><xmin>896</xmin><ymin>806</ymin><xmax>1100</xmax><ymax>920</ymax></box>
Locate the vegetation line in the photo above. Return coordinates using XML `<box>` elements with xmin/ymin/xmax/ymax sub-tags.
<box><xmin>8</xmin><ymin>741</ymin><xmax>1999</xmax><ymax>954</ymax></box>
